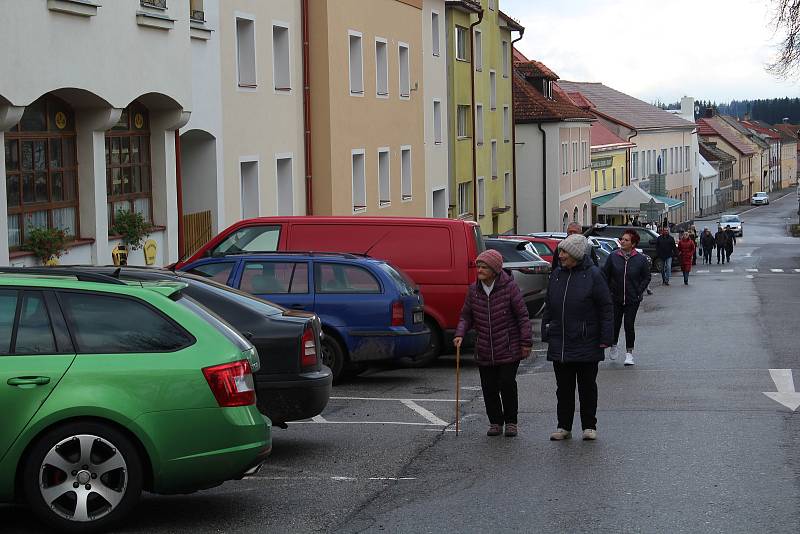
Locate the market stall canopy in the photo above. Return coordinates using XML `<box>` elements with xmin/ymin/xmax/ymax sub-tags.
<box><xmin>593</xmin><ymin>183</ymin><xmax>684</xmax><ymax>216</ymax></box>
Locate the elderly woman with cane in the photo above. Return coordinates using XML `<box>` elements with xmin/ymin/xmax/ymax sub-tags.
<box><xmin>453</xmin><ymin>249</ymin><xmax>532</xmax><ymax>437</ymax></box>
<box><xmin>542</xmin><ymin>234</ymin><xmax>613</xmax><ymax>441</ymax></box>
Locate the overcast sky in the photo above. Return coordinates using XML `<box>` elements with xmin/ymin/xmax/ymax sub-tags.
<box><xmin>502</xmin><ymin>0</ymin><xmax>800</xmax><ymax>104</ymax></box>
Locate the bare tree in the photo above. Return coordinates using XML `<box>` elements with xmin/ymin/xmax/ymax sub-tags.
<box><xmin>769</xmin><ymin>0</ymin><xmax>800</xmax><ymax>77</ymax></box>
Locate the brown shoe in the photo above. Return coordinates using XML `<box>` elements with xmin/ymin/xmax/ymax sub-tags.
<box><xmin>487</xmin><ymin>424</ymin><xmax>502</xmax><ymax>436</ymax></box>
<box><xmin>504</xmin><ymin>423</ymin><xmax>518</xmax><ymax>437</ymax></box>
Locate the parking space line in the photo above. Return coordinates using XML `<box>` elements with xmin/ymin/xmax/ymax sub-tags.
<box><xmin>311</xmin><ymin>415</ymin><xmax>327</xmax><ymax>423</ymax></box>
<box><xmin>330</xmin><ymin>396</ymin><xmax>466</xmax><ymax>402</ymax></box>
<box><xmin>291</xmin><ymin>421</ymin><xmax>440</xmax><ymax>426</ymax></box>
<box><xmin>401</xmin><ymin>400</ymin><xmax>449</xmax><ymax>426</ymax></box>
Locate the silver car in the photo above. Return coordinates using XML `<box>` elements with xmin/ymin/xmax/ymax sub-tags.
<box><xmin>718</xmin><ymin>214</ymin><xmax>743</xmax><ymax>237</ymax></box>
<box><xmin>750</xmin><ymin>192</ymin><xmax>769</xmax><ymax>205</ymax></box>
<box><xmin>484</xmin><ymin>238</ymin><xmax>551</xmax><ymax>318</ymax></box>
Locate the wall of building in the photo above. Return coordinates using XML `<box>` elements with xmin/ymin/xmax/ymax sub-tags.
<box><xmin>423</xmin><ymin>0</ymin><xmax>449</xmax><ymax>217</ymax></box>
<box><xmin>557</xmin><ymin>125</ymin><xmax>592</xmax><ymax>229</ymax></box>
<box><xmin>780</xmin><ymin>141</ymin><xmax>797</xmax><ymax>188</ymax></box>
<box><xmin>591</xmin><ymin>148</ymin><xmax>627</xmax><ymax>196</ymax></box>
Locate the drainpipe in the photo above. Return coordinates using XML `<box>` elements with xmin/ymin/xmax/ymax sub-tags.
<box><xmin>537</xmin><ymin>122</ymin><xmax>547</xmax><ymax>230</ymax></box>
<box><xmin>175</xmin><ymin>130</ymin><xmax>184</xmax><ymax>259</ymax></box>
<box><xmin>302</xmin><ymin>0</ymin><xmax>313</xmax><ymax>214</ymax></box>
<box><xmin>510</xmin><ymin>30</ymin><xmax>524</xmax><ymax>233</ymax></box>
<box><xmin>469</xmin><ymin>8</ymin><xmax>484</xmax><ymax>222</ymax></box>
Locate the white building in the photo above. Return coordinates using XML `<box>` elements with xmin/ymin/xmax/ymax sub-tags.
<box><xmin>0</xmin><ymin>0</ymin><xmax>196</xmax><ymax>266</ymax></box>
<box><xmin>423</xmin><ymin>0</ymin><xmax>449</xmax><ymax>217</ymax></box>
<box><xmin>698</xmin><ymin>153</ymin><xmax>720</xmax><ymax>216</ymax></box>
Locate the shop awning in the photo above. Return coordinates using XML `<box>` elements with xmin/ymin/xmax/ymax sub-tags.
<box><xmin>592</xmin><ymin>185</ymin><xmax>684</xmax><ymax>215</ymax></box>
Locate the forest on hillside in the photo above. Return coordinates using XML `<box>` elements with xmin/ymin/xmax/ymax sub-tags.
<box><xmin>657</xmin><ymin>97</ymin><xmax>800</xmax><ymax>124</ymax></box>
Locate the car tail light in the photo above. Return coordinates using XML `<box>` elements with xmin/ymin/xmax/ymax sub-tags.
<box><xmin>391</xmin><ymin>300</ymin><xmax>405</xmax><ymax>326</ymax></box>
<box><xmin>300</xmin><ymin>326</ymin><xmax>317</xmax><ymax>367</ymax></box>
<box><xmin>202</xmin><ymin>360</ymin><xmax>255</xmax><ymax>407</ymax></box>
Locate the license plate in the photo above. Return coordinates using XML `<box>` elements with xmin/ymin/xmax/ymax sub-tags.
<box><xmin>413</xmin><ymin>311</ymin><xmax>424</xmax><ymax>324</ymax></box>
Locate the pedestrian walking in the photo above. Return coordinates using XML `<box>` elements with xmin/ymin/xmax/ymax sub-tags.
<box><xmin>724</xmin><ymin>225</ymin><xmax>737</xmax><ymax>263</ymax></box>
<box><xmin>550</xmin><ymin>222</ymin><xmax>599</xmax><ymax>270</ymax></box>
<box><xmin>453</xmin><ymin>249</ymin><xmax>532</xmax><ymax>438</ymax></box>
<box><xmin>700</xmin><ymin>228</ymin><xmax>715</xmax><ymax>264</ymax></box>
<box><xmin>601</xmin><ymin>229</ymin><xmax>651</xmax><ymax>366</ymax></box>
<box><xmin>714</xmin><ymin>226</ymin><xmax>728</xmax><ymax>264</ymax></box>
<box><xmin>542</xmin><ymin>234</ymin><xmax>613</xmax><ymax>441</ymax></box>
<box><xmin>689</xmin><ymin>225</ymin><xmax>698</xmax><ymax>265</ymax></box>
<box><xmin>655</xmin><ymin>227</ymin><xmax>676</xmax><ymax>285</ymax></box>
<box><xmin>678</xmin><ymin>231</ymin><xmax>696</xmax><ymax>285</ymax></box>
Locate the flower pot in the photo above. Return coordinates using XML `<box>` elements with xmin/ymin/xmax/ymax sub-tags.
<box><xmin>112</xmin><ymin>245</ymin><xmax>129</xmax><ymax>266</ymax></box>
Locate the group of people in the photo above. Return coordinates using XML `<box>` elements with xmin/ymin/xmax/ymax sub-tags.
<box><xmin>702</xmin><ymin>226</ymin><xmax>737</xmax><ymax>265</ymax></box>
<box><xmin>454</xmin><ymin>228</ymin><xmax>651</xmax><ymax>441</ymax></box>
<box><xmin>653</xmin><ymin>224</ymin><xmax>738</xmax><ymax>287</ymax></box>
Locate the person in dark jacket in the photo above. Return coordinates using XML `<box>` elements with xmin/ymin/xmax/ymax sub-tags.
<box><xmin>655</xmin><ymin>227</ymin><xmax>676</xmax><ymax>285</ymax></box>
<box><xmin>600</xmin><ymin>229</ymin><xmax>651</xmax><ymax>367</ymax></box>
<box><xmin>714</xmin><ymin>227</ymin><xmax>728</xmax><ymax>264</ymax></box>
<box><xmin>724</xmin><ymin>225</ymin><xmax>737</xmax><ymax>262</ymax></box>
<box><xmin>542</xmin><ymin>234</ymin><xmax>613</xmax><ymax>441</ymax></box>
<box><xmin>550</xmin><ymin>222</ymin><xmax>599</xmax><ymax>270</ymax></box>
<box><xmin>454</xmin><ymin>249</ymin><xmax>532</xmax><ymax>438</ymax></box>
<box><xmin>700</xmin><ymin>228</ymin><xmax>715</xmax><ymax>264</ymax></box>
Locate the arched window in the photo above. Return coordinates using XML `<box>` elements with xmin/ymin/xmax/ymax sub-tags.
<box><xmin>106</xmin><ymin>102</ymin><xmax>152</xmax><ymax>230</ymax></box>
<box><xmin>573</xmin><ymin>206</ymin><xmax>579</xmax><ymax>223</ymax></box>
<box><xmin>5</xmin><ymin>94</ymin><xmax>79</xmax><ymax>249</ymax></box>
<box><xmin>562</xmin><ymin>212</ymin><xmax>569</xmax><ymax>231</ymax></box>
<box><xmin>583</xmin><ymin>203</ymin><xmax>588</xmax><ymax>225</ymax></box>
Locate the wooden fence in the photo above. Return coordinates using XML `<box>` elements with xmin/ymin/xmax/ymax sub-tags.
<box><xmin>182</xmin><ymin>210</ymin><xmax>213</xmax><ymax>257</ymax></box>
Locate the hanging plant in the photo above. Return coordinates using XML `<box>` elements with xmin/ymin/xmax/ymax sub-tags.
<box><xmin>24</xmin><ymin>226</ymin><xmax>69</xmax><ymax>265</ymax></box>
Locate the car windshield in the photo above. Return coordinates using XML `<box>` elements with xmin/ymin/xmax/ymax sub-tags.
<box><xmin>377</xmin><ymin>262</ymin><xmax>417</xmax><ymax>296</ymax></box>
<box><xmin>487</xmin><ymin>241</ymin><xmax>540</xmax><ymax>263</ymax></box>
<box><xmin>720</xmin><ymin>215</ymin><xmax>741</xmax><ymax>223</ymax></box>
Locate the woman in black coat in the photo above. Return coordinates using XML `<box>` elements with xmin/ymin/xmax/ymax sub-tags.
<box><xmin>542</xmin><ymin>234</ymin><xmax>613</xmax><ymax>442</ymax></box>
<box><xmin>700</xmin><ymin>228</ymin><xmax>715</xmax><ymax>264</ymax></box>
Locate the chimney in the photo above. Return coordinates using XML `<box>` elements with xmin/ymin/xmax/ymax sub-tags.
<box><xmin>704</xmin><ymin>107</ymin><xmax>714</xmax><ymax>119</ymax></box>
<box><xmin>680</xmin><ymin>96</ymin><xmax>695</xmax><ymax>122</ymax></box>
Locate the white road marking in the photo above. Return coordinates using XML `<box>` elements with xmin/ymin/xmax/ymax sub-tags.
<box><xmin>746</xmin><ymin>275</ymin><xmax>754</xmax><ymax>279</ymax></box>
<box><xmin>721</xmin><ymin>269</ymin><xmax>734</xmax><ymax>273</ymax></box>
<box><xmin>331</xmin><ymin>476</ymin><xmax>357</xmax><ymax>481</ymax></box>
<box><xmin>763</xmin><ymin>369</ymin><xmax>800</xmax><ymax>411</ymax></box>
<box><xmin>770</xmin><ymin>269</ymin><xmax>784</xmax><ymax>273</ymax></box>
<box><xmin>330</xmin><ymin>396</ymin><xmax>466</xmax><ymax>402</ymax></box>
<box><xmin>311</xmin><ymin>415</ymin><xmax>327</xmax><ymax>423</ymax></box>
<box><xmin>794</xmin><ymin>269</ymin><xmax>800</xmax><ymax>273</ymax></box>
<box><xmin>291</xmin><ymin>421</ymin><xmax>442</xmax><ymax>426</ymax></box>
<box><xmin>461</xmin><ymin>386</ymin><xmax>482</xmax><ymax>391</ymax></box>
<box><xmin>746</xmin><ymin>269</ymin><xmax>759</xmax><ymax>272</ymax></box>
<box><xmin>697</xmin><ymin>270</ymin><xmax>709</xmax><ymax>273</ymax></box>
<box><xmin>368</xmin><ymin>477</ymin><xmax>417</xmax><ymax>481</ymax></box>
<box><xmin>401</xmin><ymin>400</ymin><xmax>450</xmax><ymax>426</ymax></box>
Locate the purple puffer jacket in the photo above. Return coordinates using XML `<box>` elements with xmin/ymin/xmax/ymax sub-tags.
<box><xmin>454</xmin><ymin>270</ymin><xmax>532</xmax><ymax>366</ymax></box>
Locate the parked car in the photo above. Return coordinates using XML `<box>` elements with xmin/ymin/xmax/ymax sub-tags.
<box><xmin>588</xmin><ymin>236</ymin><xmax>619</xmax><ymax>254</ymax></box>
<box><xmin>0</xmin><ymin>269</ymin><xmax>270</xmax><ymax>533</ymax></box>
<box><xmin>529</xmin><ymin>231</ymin><xmax>568</xmax><ymax>239</ymax></box>
<box><xmin>495</xmin><ymin>235</ymin><xmax>559</xmax><ymax>264</ymax></box>
<box><xmin>718</xmin><ymin>214</ymin><xmax>744</xmax><ymax>236</ymax></box>
<box><xmin>750</xmin><ymin>192</ymin><xmax>769</xmax><ymax>206</ymax></box>
<box><xmin>55</xmin><ymin>266</ymin><xmax>331</xmax><ymax>424</ymax></box>
<box><xmin>182</xmin><ymin>252</ymin><xmax>429</xmax><ymax>382</ymax></box>
<box><xmin>176</xmin><ymin>216</ymin><xmax>485</xmax><ymax>366</ymax></box>
<box><xmin>584</xmin><ymin>224</ymin><xmax>677</xmax><ymax>270</ymax></box>
<box><xmin>483</xmin><ymin>238</ymin><xmax>551</xmax><ymax>317</ymax></box>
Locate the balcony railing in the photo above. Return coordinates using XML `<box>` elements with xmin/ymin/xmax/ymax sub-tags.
<box><xmin>141</xmin><ymin>0</ymin><xmax>167</xmax><ymax>8</ymax></box>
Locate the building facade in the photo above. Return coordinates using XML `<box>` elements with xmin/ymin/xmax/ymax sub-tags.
<box><xmin>697</xmin><ymin>114</ymin><xmax>757</xmax><ymax>205</ymax></box>
<box><xmin>423</xmin><ymin>0</ymin><xmax>449</xmax><ymax>217</ymax></box>
<box><xmin>588</xmin><ymin>121</ymin><xmax>634</xmax><ymax>224</ymax></box>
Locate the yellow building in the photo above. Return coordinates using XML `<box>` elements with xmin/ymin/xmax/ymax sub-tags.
<box><xmin>589</xmin><ymin>121</ymin><xmax>633</xmax><ymax>224</ymax></box>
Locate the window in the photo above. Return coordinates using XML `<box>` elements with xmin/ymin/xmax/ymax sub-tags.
<box><xmin>489</xmin><ymin>71</ymin><xmax>496</xmax><ymax>110</ymax></box>
<box><xmin>211</xmin><ymin>225</ymin><xmax>281</xmax><ymax>256</ymax></box>
<box><xmin>612</xmin><ymin>168</ymin><xmax>617</xmax><ymax>189</ymax></box>
<box><xmin>240</xmin><ymin>160</ymin><xmax>259</xmax><ymax>219</ymax></box>
<box><xmin>685</xmin><ymin>146</ymin><xmax>690</xmax><ymax>171</ymax></box>
<box><xmin>433</xmin><ymin>100</ymin><xmax>442</xmax><ymax>144</ymax></box>
<box><xmin>272</xmin><ymin>23</ymin><xmax>290</xmax><ymax>90</ymax></box>
<box><xmin>5</xmin><ymin>94</ymin><xmax>79</xmax><ymax>249</ymax></box>
<box><xmin>375</xmin><ymin>39</ymin><xmax>388</xmax><ymax>96</ymax></box>
<box><xmin>236</xmin><ymin>16</ymin><xmax>257</xmax><ymax>87</ymax></box>
<box><xmin>503</xmin><ymin>106</ymin><xmax>510</xmax><ymax>142</ymax></box>
<box><xmin>602</xmin><ymin>169</ymin><xmax>606</xmax><ymax>190</ymax></box>
<box><xmin>632</xmin><ymin>152</ymin><xmax>638</xmax><ymax>179</ymax></box>
<box><xmin>378</xmin><ymin>148</ymin><xmax>390</xmax><ymax>206</ymax></box>
<box><xmin>477</xmin><ymin>177</ymin><xmax>485</xmax><ymax>217</ymax></box>
<box><xmin>474</xmin><ymin>29</ymin><xmax>482</xmax><ymax>71</ymax></box>
<box><xmin>504</xmin><ymin>172</ymin><xmax>511</xmax><ymax>207</ymax></box>
<box><xmin>399</xmin><ymin>43</ymin><xmax>410</xmax><ymax>98</ymax></box>
<box><xmin>455</xmin><ymin>26</ymin><xmax>468</xmax><ymax>61</ymax></box>
<box><xmin>502</xmin><ymin>40</ymin><xmax>509</xmax><ymax>77</ymax></box>
<box><xmin>352</xmin><ymin>150</ymin><xmax>366</xmax><ymax>211</ymax></box>
<box><xmin>621</xmin><ymin>165</ymin><xmax>625</xmax><ymax>185</ymax></box>
<box><xmin>14</xmin><ymin>291</ymin><xmax>56</xmax><ymax>354</ymax></box>
<box><xmin>491</xmin><ymin>140</ymin><xmax>498</xmax><ymax>178</ymax></box>
<box><xmin>475</xmin><ymin>104</ymin><xmax>484</xmax><ymax>145</ymax></box>
<box><xmin>582</xmin><ymin>141</ymin><xmax>589</xmax><ymax>169</ymax></box>
<box><xmin>276</xmin><ymin>156</ymin><xmax>293</xmax><ymax>216</ymax></box>
<box><xmin>348</xmin><ymin>31</ymin><xmax>363</xmax><ymax>95</ymax></box>
<box><xmin>190</xmin><ymin>0</ymin><xmax>204</xmax><ymax>21</ymax></box>
<box><xmin>315</xmin><ymin>263</ymin><xmax>380</xmax><ymax>293</ymax></box>
<box><xmin>572</xmin><ymin>141</ymin><xmax>579</xmax><ymax>172</ymax></box>
<box><xmin>561</xmin><ymin>143</ymin><xmax>568</xmax><ymax>175</ymax></box>
<box><xmin>106</xmin><ymin>103</ymin><xmax>153</xmax><ymax>229</ymax></box>
<box><xmin>458</xmin><ymin>182</ymin><xmax>470</xmax><ymax>216</ymax></box>
<box><xmin>573</xmin><ymin>206</ymin><xmax>579</xmax><ymax>223</ymax></box>
<box><xmin>660</xmin><ymin>149</ymin><xmax>667</xmax><ymax>174</ymax></box>
<box><xmin>186</xmin><ymin>262</ymin><xmax>236</xmax><ymax>284</ymax></box>
<box><xmin>544</xmin><ymin>80</ymin><xmax>553</xmax><ymax>99</ymax></box>
<box><xmin>669</xmin><ymin>147</ymin><xmax>674</xmax><ymax>173</ymax></box>
<box><xmin>457</xmin><ymin>105</ymin><xmax>470</xmax><ymax>138</ymax></box>
<box><xmin>59</xmin><ymin>292</ymin><xmax>193</xmax><ymax>353</ymax></box>
<box><xmin>241</xmin><ymin>261</ymin><xmax>308</xmax><ymax>294</ymax></box>
<box><xmin>640</xmin><ymin>150</ymin><xmax>645</xmax><ymax>178</ymax></box>
<box><xmin>432</xmin><ymin>188</ymin><xmax>447</xmax><ymax>217</ymax></box>
<box><xmin>431</xmin><ymin>11</ymin><xmax>440</xmax><ymax>57</ymax></box>
<box><xmin>594</xmin><ymin>171</ymin><xmax>598</xmax><ymax>191</ymax></box>
<box><xmin>401</xmin><ymin>146</ymin><xmax>412</xmax><ymax>200</ymax></box>
<box><xmin>583</xmin><ymin>204</ymin><xmax>588</xmax><ymax>225</ymax></box>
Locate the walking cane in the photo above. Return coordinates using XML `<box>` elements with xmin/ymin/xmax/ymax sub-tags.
<box><xmin>455</xmin><ymin>344</ymin><xmax>461</xmax><ymax>436</ymax></box>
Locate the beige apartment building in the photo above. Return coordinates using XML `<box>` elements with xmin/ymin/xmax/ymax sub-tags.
<box><xmin>307</xmin><ymin>0</ymin><xmax>426</xmax><ymax>216</ymax></box>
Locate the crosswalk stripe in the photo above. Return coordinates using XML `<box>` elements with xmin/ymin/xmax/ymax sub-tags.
<box><xmin>746</xmin><ymin>269</ymin><xmax>758</xmax><ymax>272</ymax></box>
<box><xmin>770</xmin><ymin>269</ymin><xmax>784</xmax><ymax>273</ymax></box>
<box><xmin>746</xmin><ymin>274</ymin><xmax>754</xmax><ymax>279</ymax></box>
<box><xmin>795</xmin><ymin>269</ymin><xmax>800</xmax><ymax>273</ymax></box>
<box><xmin>721</xmin><ymin>269</ymin><xmax>734</xmax><ymax>273</ymax></box>
<box><xmin>697</xmin><ymin>270</ymin><xmax>709</xmax><ymax>273</ymax></box>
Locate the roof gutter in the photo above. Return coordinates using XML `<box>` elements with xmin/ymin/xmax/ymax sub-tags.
<box><xmin>470</xmin><ymin>8</ymin><xmax>484</xmax><ymax>223</ymax></box>
<box><xmin>510</xmin><ymin>31</ymin><xmax>524</xmax><ymax>233</ymax></box>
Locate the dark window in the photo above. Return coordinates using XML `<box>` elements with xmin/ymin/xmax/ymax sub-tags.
<box><xmin>186</xmin><ymin>262</ymin><xmax>236</xmax><ymax>284</ymax></box>
<box><xmin>530</xmin><ymin>242</ymin><xmax>553</xmax><ymax>256</ymax></box>
<box><xmin>211</xmin><ymin>225</ymin><xmax>281</xmax><ymax>255</ymax></box>
<box><xmin>106</xmin><ymin>103</ymin><xmax>152</xmax><ymax>230</ymax></box>
<box><xmin>15</xmin><ymin>291</ymin><xmax>56</xmax><ymax>354</ymax></box>
<box><xmin>0</xmin><ymin>289</ymin><xmax>18</xmax><ymax>353</ymax></box>
<box><xmin>59</xmin><ymin>292</ymin><xmax>193</xmax><ymax>353</ymax></box>
<box><xmin>5</xmin><ymin>94</ymin><xmax>79</xmax><ymax>249</ymax></box>
<box><xmin>315</xmin><ymin>263</ymin><xmax>381</xmax><ymax>293</ymax></box>
<box><xmin>240</xmin><ymin>262</ymin><xmax>308</xmax><ymax>294</ymax></box>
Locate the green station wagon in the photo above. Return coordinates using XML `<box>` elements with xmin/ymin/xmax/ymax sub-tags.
<box><xmin>0</xmin><ymin>270</ymin><xmax>271</xmax><ymax>533</ymax></box>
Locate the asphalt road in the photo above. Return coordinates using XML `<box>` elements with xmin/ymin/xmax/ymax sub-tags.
<box><xmin>3</xmin><ymin>194</ymin><xmax>799</xmax><ymax>533</ymax></box>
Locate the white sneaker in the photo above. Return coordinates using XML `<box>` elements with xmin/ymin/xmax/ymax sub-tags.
<box><xmin>624</xmin><ymin>353</ymin><xmax>635</xmax><ymax>366</ymax></box>
<box><xmin>609</xmin><ymin>346</ymin><xmax>618</xmax><ymax>360</ymax></box>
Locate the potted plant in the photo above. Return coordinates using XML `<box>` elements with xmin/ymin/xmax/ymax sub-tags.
<box><xmin>111</xmin><ymin>210</ymin><xmax>153</xmax><ymax>265</ymax></box>
<box><xmin>24</xmin><ymin>226</ymin><xmax>69</xmax><ymax>266</ymax></box>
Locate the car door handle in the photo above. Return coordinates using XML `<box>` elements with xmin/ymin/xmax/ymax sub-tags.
<box><xmin>7</xmin><ymin>376</ymin><xmax>51</xmax><ymax>386</ymax></box>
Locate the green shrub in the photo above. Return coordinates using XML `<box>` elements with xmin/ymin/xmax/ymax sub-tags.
<box><xmin>112</xmin><ymin>210</ymin><xmax>153</xmax><ymax>250</ymax></box>
<box><xmin>24</xmin><ymin>226</ymin><xmax>68</xmax><ymax>265</ymax></box>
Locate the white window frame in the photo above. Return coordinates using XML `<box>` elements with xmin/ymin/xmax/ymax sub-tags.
<box><xmin>581</xmin><ymin>141</ymin><xmax>588</xmax><ymax>169</ymax></box>
<box><xmin>351</xmin><ymin>149</ymin><xmax>367</xmax><ymax>213</ymax></box>
<box><xmin>504</xmin><ymin>171</ymin><xmax>511</xmax><ymax>207</ymax></box>
<box><xmin>239</xmin><ymin>156</ymin><xmax>260</xmax><ymax>219</ymax></box>
<box><xmin>601</xmin><ymin>169</ymin><xmax>606</xmax><ymax>190</ymax></box>
<box><xmin>272</xmin><ymin>21</ymin><xmax>291</xmax><ymax>93</ymax></box>
<box><xmin>458</xmin><ymin>182</ymin><xmax>470</xmax><ymax>216</ymax></box>
<box><xmin>455</xmin><ymin>26</ymin><xmax>468</xmax><ymax>61</ymax></box>
<box><xmin>348</xmin><ymin>30</ymin><xmax>364</xmax><ymax>96</ymax></box>
<box><xmin>594</xmin><ymin>171</ymin><xmax>598</xmax><ymax>191</ymax></box>
<box><xmin>491</xmin><ymin>139</ymin><xmax>498</xmax><ymax>179</ymax></box>
<box><xmin>475</xmin><ymin>104</ymin><xmax>484</xmax><ymax>145</ymax></box>
<box><xmin>398</xmin><ymin>42</ymin><xmax>410</xmax><ymax>99</ymax></box>
<box><xmin>503</xmin><ymin>105</ymin><xmax>510</xmax><ymax>142</ymax></box>
<box><xmin>612</xmin><ymin>167</ymin><xmax>617</xmax><ymax>189</ymax></box>
<box><xmin>489</xmin><ymin>70</ymin><xmax>497</xmax><ymax>110</ymax></box>
<box><xmin>685</xmin><ymin>146</ymin><xmax>690</xmax><ymax>171</ymax></box>
<box><xmin>375</xmin><ymin>37</ymin><xmax>389</xmax><ymax>98</ymax></box>
<box><xmin>235</xmin><ymin>13</ymin><xmax>257</xmax><ymax>91</ymax></box>
<box><xmin>275</xmin><ymin>153</ymin><xmax>294</xmax><ymax>215</ymax></box>
<box><xmin>377</xmin><ymin>147</ymin><xmax>391</xmax><ymax>208</ymax></box>
<box><xmin>433</xmin><ymin>99</ymin><xmax>443</xmax><ymax>145</ymax></box>
<box><xmin>457</xmin><ymin>105</ymin><xmax>470</xmax><ymax>138</ymax></box>
<box><xmin>400</xmin><ymin>146</ymin><xmax>412</xmax><ymax>201</ymax></box>
<box><xmin>572</xmin><ymin>141</ymin><xmax>579</xmax><ymax>172</ymax></box>
<box><xmin>561</xmin><ymin>143</ymin><xmax>568</xmax><ymax>175</ymax></box>
<box><xmin>477</xmin><ymin>176</ymin><xmax>485</xmax><ymax>217</ymax></box>
<box><xmin>474</xmin><ymin>29</ymin><xmax>482</xmax><ymax>71</ymax></box>
<box><xmin>632</xmin><ymin>151</ymin><xmax>638</xmax><ymax>179</ymax></box>
<box><xmin>502</xmin><ymin>40</ymin><xmax>509</xmax><ymax>78</ymax></box>
<box><xmin>431</xmin><ymin>10</ymin><xmax>440</xmax><ymax>57</ymax></box>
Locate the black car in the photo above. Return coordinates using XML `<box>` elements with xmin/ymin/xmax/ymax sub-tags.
<box><xmin>483</xmin><ymin>238</ymin><xmax>551</xmax><ymax>317</ymax></box>
<box><xmin>583</xmin><ymin>224</ymin><xmax>677</xmax><ymax>271</ymax></box>
<box><xmin>42</xmin><ymin>266</ymin><xmax>332</xmax><ymax>427</ymax></box>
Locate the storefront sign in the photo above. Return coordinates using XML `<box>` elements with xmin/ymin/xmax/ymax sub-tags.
<box><xmin>591</xmin><ymin>157</ymin><xmax>613</xmax><ymax>170</ymax></box>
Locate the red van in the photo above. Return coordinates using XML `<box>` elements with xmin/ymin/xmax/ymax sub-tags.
<box><xmin>178</xmin><ymin>217</ymin><xmax>486</xmax><ymax>364</ymax></box>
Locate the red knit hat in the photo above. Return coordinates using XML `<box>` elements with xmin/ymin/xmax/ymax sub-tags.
<box><xmin>475</xmin><ymin>249</ymin><xmax>503</xmax><ymax>274</ymax></box>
